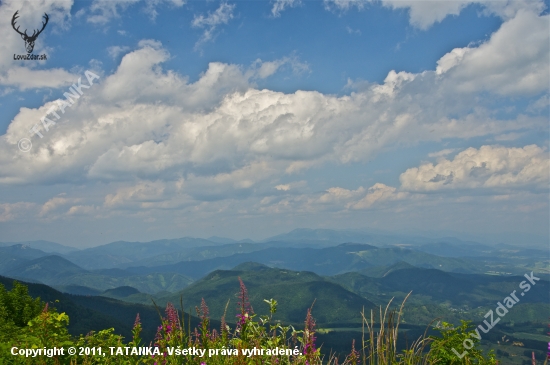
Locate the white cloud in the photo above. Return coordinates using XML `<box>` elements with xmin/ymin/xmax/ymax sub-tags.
<box><xmin>0</xmin><ymin>67</ymin><xmax>77</xmax><ymax>90</ymax></box>
<box><xmin>0</xmin><ymin>6</ymin><xmax>548</xmax><ymax>224</ymax></box>
<box><xmin>435</xmin><ymin>48</ymin><xmax>468</xmax><ymax>75</ymax></box>
<box><xmin>104</xmin><ymin>181</ymin><xmax>165</xmax><ymax>207</ymax></box>
<box><xmin>142</xmin><ymin>0</ymin><xmax>185</xmax><ymax>20</ymax></box>
<box><xmin>0</xmin><ymin>202</ymin><xmax>36</xmax><ymax>222</ymax></box>
<box><xmin>87</xmin><ymin>0</ymin><xmax>139</xmax><ymax>24</ymax></box>
<box><xmin>191</xmin><ymin>2</ymin><xmax>235</xmax><ymax>49</ymax></box>
<box><xmin>323</xmin><ymin>0</ymin><xmax>370</xmax><ymax>11</ymax></box>
<box><xmin>40</xmin><ymin>194</ymin><xmax>73</xmax><ymax>216</ymax></box>
<box><xmin>86</xmin><ymin>0</ymin><xmax>184</xmax><ymax>24</ymax></box>
<box><xmin>441</xmin><ymin>10</ymin><xmax>549</xmax><ymax>96</ymax></box>
<box><xmin>318</xmin><ymin>186</ymin><xmax>364</xmax><ymax>204</ymax></box>
<box><xmin>107</xmin><ymin>45</ymin><xmax>130</xmax><ymax>59</ymax></box>
<box><xmin>0</xmin><ymin>26</ymin><xmax>546</xmax><ymax>189</ymax></box>
<box><xmin>428</xmin><ymin>149</ymin><xmax>458</xmax><ymax>158</ymax></box>
<box><xmin>381</xmin><ymin>0</ymin><xmax>470</xmax><ymax>30</ymax></box>
<box><xmin>346</xmin><ymin>26</ymin><xmax>361</xmax><ymax>35</ymax></box>
<box><xmin>66</xmin><ymin>205</ymin><xmax>97</xmax><ymax>215</ymax></box>
<box><xmin>399</xmin><ymin>145</ymin><xmax>549</xmax><ymax>191</ymax></box>
<box><xmin>271</xmin><ymin>0</ymin><xmax>301</xmax><ymax>17</ymax></box>
<box><xmin>480</xmin><ymin>0</ymin><xmax>547</xmax><ymax>21</ymax></box>
<box><xmin>250</xmin><ymin>55</ymin><xmax>310</xmax><ymax>79</ymax></box>
<box><xmin>324</xmin><ymin>0</ymin><xmax>547</xmax><ymax>31</ymax></box>
<box><xmin>351</xmin><ymin>183</ymin><xmax>408</xmax><ymax>209</ymax></box>
<box><xmin>315</xmin><ymin>184</ymin><xmax>408</xmax><ymax>210</ymax></box>
<box><xmin>275</xmin><ymin>184</ymin><xmax>290</xmax><ymax>191</ymax></box>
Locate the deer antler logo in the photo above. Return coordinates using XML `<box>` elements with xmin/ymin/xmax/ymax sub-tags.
<box><xmin>12</xmin><ymin>10</ymin><xmax>49</xmax><ymax>54</ymax></box>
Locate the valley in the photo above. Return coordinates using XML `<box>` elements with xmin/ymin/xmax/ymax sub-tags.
<box><xmin>1</xmin><ymin>229</ymin><xmax>548</xmax><ymax>363</ymax></box>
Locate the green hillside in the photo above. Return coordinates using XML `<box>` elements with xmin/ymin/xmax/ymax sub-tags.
<box><xmin>3</xmin><ymin>255</ymin><xmax>193</xmax><ymax>294</ymax></box>
<box><xmin>330</xmin><ymin>267</ymin><xmax>550</xmax><ymax>326</ymax></box>
<box><xmin>160</xmin><ymin>262</ymin><xmax>377</xmax><ymax>326</ymax></box>
<box><xmin>0</xmin><ymin>244</ymin><xmax>51</xmax><ymax>273</ymax></box>
<box><xmin>0</xmin><ymin>276</ymin><xmax>208</xmax><ymax>342</ymax></box>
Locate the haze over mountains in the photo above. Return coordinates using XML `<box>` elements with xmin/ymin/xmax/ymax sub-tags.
<box><xmin>1</xmin><ymin>228</ymin><xmax>548</xmax><ymax>358</ymax></box>
<box><xmin>1</xmin><ymin>229</ymin><xmax>548</xmax><ymax>293</ymax></box>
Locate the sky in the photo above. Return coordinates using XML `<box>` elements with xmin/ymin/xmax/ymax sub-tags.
<box><xmin>0</xmin><ymin>0</ymin><xmax>548</xmax><ymax>247</ymax></box>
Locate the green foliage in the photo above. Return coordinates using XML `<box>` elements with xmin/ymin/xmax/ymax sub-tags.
<box><xmin>0</xmin><ymin>281</ymin><xmax>43</xmax><ymax>341</ymax></box>
<box><xmin>428</xmin><ymin>321</ymin><xmax>497</xmax><ymax>365</ymax></box>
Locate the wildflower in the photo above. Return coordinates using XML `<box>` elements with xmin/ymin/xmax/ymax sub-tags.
<box><xmin>165</xmin><ymin>303</ymin><xmax>180</xmax><ymax>331</ymax></box>
<box><xmin>238</xmin><ymin>277</ymin><xmax>253</xmax><ymax>315</ymax></box>
<box><xmin>303</xmin><ymin>307</ymin><xmax>316</xmax><ymax>355</ymax></box>
<box><xmin>154</xmin><ymin>325</ymin><xmax>163</xmax><ymax>347</ymax></box>
<box><xmin>220</xmin><ymin>315</ymin><xmax>227</xmax><ymax>335</ymax></box>
<box><xmin>344</xmin><ymin>339</ymin><xmax>359</xmax><ymax>365</ymax></box>
<box><xmin>236</xmin><ymin>313</ymin><xmax>250</xmax><ymax>327</ymax></box>
<box><xmin>132</xmin><ymin>313</ymin><xmax>142</xmax><ymax>345</ymax></box>
<box><xmin>200</xmin><ymin>298</ymin><xmax>209</xmax><ymax>320</ymax></box>
<box><xmin>134</xmin><ymin>313</ymin><xmax>141</xmax><ymax>328</ymax></box>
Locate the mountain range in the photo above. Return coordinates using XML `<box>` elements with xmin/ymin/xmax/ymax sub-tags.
<box><xmin>1</xmin><ymin>227</ymin><xmax>548</xmax><ymax>360</ymax></box>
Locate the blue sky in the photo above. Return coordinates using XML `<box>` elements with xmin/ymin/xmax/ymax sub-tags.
<box><xmin>0</xmin><ymin>0</ymin><xmax>548</xmax><ymax>247</ymax></box>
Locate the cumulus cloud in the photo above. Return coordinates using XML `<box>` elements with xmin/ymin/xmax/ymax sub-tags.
<box><xmin>400</xmin><ymin>145</ymin><xmax>549</xmax><ymax>191</ymax></box>
<box><xmin>1</xmin><ymin>18</ymin><xmax>547</xmax><ymax>190</ymax></box>
<box><xmin>192</xmin><ymin>2</ymin><xmax>235</xmax><ymax>49</ymax></box>
<box><xmin>441</xmin><ymin>10</ymin><xmax>549</xmax><ymax>96</ymax></box>
<box><xmin>299</xmin><ymin>144</ymin><xmax>548</xmax><ymax>214</ymax></box>
<box><xmin>0</xmin><ymin>5</ymin><xmax>548</xmax><ymax>229</ymax></box>
<box><xmin>39</xmin><ymin>194</ymin><xmax>74</xmax><ymax>216</ymax></box>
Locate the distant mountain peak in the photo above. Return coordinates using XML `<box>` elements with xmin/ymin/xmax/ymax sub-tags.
<box><xmin>232</xmin><ymin>262</ymin><xmax>270</xmax><ymax>271</ymax></box>
<box><xmin>207</xmin><ymin>236</ymin><xmax>238</xmax><ymax>244</ymax></box>
<box><xmin>0</xmin><ymin>240</ymin><xmax>79</xmax><ymax>254</ymax></box>
<box><xmin>337</xmin><ymin>242</ymin><xmax>377</xmax><ymax>250</ymax></box>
